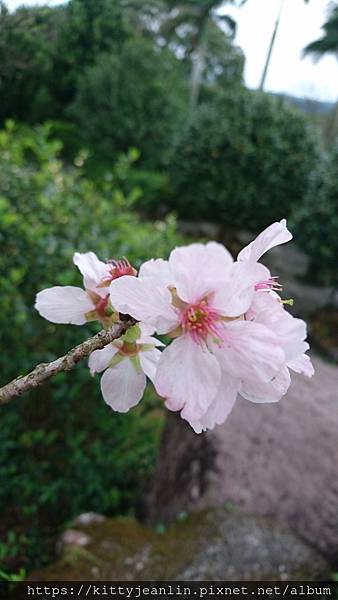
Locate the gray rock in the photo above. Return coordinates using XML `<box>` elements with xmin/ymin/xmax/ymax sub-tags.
<box><xmin>145</xmin><ymin>355</ymin><xmax>338</xmax><ymax>562</ymax></box>
<box><xmin>30</xmin><ymin>509</ymin><xmax>329</xmax><ymax>581</ymax></box>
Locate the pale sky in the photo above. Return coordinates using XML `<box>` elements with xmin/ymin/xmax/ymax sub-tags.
<box><xmin>6</xmin><ymin>0</ymin><xmax>338</xmax><ymax>102</ymax></box>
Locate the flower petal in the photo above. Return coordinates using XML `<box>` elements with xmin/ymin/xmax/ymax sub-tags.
<box><xmin>212</xmin><ymin>261</ymin><xmax>270</xmax><ymax>317</ymax></box>
<box><xmin>100</xmin><ymin>358</ymin><xmax>146</xmax><ymax>412</ymax></box>
<box><xmin>139</xmin><ymin>347</ymin><xmax>162</xmax><ymax>383</ymax></box>
<box><xmin>138</xmin><ymin>323</ymin><xmax>164</xmax><ymax>345</ymax></box>
<box><xmin>73</xmin><ymin>251</ymin><xmax>109</xmax><ymax>295</ymax></box>
<box><xmin>288</xmin><ymin>353</ymin><xmax>314</xmax><ymax>377</ymax></box>
<box><xmin>169</xmin><ymin>242</ymin><xmax>233</xmax><ymax>303</ymax></box>
<box><xmin>240</xmin><ymin>366</ymin><xmax>291</xmax><ymax>403</ymax></box>
<box><xmin>188</xmin><ymin>372</ymin><xmax>240</xmax><ymax>433</ymax></box>
<box><xmin>248</xmin><ymin>294</ymin><xmax>310</xmax><ymax>364</ymax></box>
<box><xmin>88</xmin><ymin>344</ymin><xmax>119</xmax><ymax>375</ymax></box>
<box><xmin>238</xmin><ymin>219</ymin><xmax>293</xmax><ymax>263</ymax></box>
<box><xmin>276</xmin><ymin>315</ymin><xmax>309</xmax><ymax>363</ymax></box>
<box><xmin>139</xmin><ymin>258</ymin><xmax>174</xmax><ymax>286</ymax></box>
<box><xmin>155</xmin><ymin>335</ymin><xmax>221</xmax><ymax>421</ymax></box>
<box><xmin>35</xmin><ymin>286</ymin><xmax>93</xmax><ymax>325</ymax></box>
<box><xmin>109</xmin><ymin>276</ymin><xmax>178</xmax><ymax>334</ymax></box>
<box><xmin>214</xmin><ymin>320</ymin><xmax>285</xmax><ymax>383</ymax></box>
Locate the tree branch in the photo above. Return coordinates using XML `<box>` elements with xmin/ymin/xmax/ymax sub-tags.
<box><xmin>0</xmin><ymin>318</ymin><xmax>136</xmax><ymax>406</ymax></box>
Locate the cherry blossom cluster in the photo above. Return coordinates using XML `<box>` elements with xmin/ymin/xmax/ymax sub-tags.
<box><xmin>35</xmin><ymin>220</ymin><xmax>314</xmax><ymax>433</ymax></box>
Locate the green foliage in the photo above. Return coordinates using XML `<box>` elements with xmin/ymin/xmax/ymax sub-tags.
<box><xmin>0</xmin><ymin>121</ymin><xmax>180</xmax><ymax>571</ymax></box>
<box><xmin>0</xmin><ymin>0</ymin><xmax>189</xmax><ymax>168</ymax></box>
<box><xmin>166</xmin><ymin>89</ymin><xmax>321</xmax><ymax>231</ymax></box>
<box><xmin>0</xmin><ymin>4</ymin><xmax>65</xmax><ymax>123</ymax></box>
<box><xmin>292</xmin><ymin>145</ymin><xmax>338</xmax><ymax>286</ymax></box>
<box><xmin>68</xmin><ymin>39</ymin><xmax>188</xmax><ymax>167</ymax></box>
<box><xmin>304</xmin><ymin>3</ymin><xmax>338</xmax><ymax>59</ymax></box>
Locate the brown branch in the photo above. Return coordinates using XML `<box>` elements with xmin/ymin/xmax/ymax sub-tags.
<box><xmin>0</xmin><ymin>318</ymin><xmax>136</xmax><ymax>406</ymax></box>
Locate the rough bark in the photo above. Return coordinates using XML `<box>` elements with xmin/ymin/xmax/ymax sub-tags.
<box><xmin>0</xmin><ymin>318</ymin><xmax>135</xmax><ymax>405</ymax></box>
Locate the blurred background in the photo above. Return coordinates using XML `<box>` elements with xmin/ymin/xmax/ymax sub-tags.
<box><xmin>0</xmin><ymin>0</ymin><xmax>337</xmax><ymax>582</ymax></box>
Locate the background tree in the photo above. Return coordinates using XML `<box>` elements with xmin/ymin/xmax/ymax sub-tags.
<box><xmin>303</xmin><ymin>1</ymin><xmax>338</xmax><ymax>143</ymax></box>
<box><xmin>159</xmin><ymin>0</ymin><xmax>247</xmax><ymax>106</ymax></box>
<box><xmin>0</xmin><ymin>3</ymin><xmax>65</xmax><ymax>122</ymax></box>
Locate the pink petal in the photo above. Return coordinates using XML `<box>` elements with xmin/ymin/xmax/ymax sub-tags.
<box><xmin>139</xmin><ymin>347</ymin><xmax>162</xmax><ymax>383</ymax></box>
<box><xmin>212</xmin><ymin>261</ymin><xmax>270</xmax><ymax>317</ymax></box>
<box><xmin>188</xmin><ymin>373</ymin><xmax>240</xmax><ymax>433</ymax></box>
<box><xmin>169</xmin><ymin>242</ymin><xmax>233</xmax><ymax>303</ymax></box>
<box><xmin>277</xmin><ymin>316</ymin><xmax>309</xmax><ymax>363</ymax></box>
<box><xmin>214</xmin><ymin>320</ymin><xmax>285</xmax><ymax>383</ymax></box>
<box><xmin>35</xmin><ymin>286</ymin><xmax>94</xmax><ymax>325</ymax></box>
<box><xmin>100</xmin><ymin>359</ymin><xmax>146</xmax><ymax>412</ymax></box>
<box><xmin>238</xmin><ymin>219</ymin><xmax>293</xmax><ymax>263</ymax></box>
<box><xmin>246</xmin><ymin>290</ymin><xmax>283</xmax><ymax>325</ymax></box>
<box><xmin>73</xmin><ymin>252</ymin><xmax>109</xmax><ymax>296</ymax></box>
<box><xmin>249</xmin><ymin>295</ymin><xmax>310</xmax><ymax>365</ymax></box>
<box><xmin>155</xmin><ymin>335</ymin><xmax>221</xmax><ymax>421</ymax></box>
<box><xmin>109</xmin><ymin>276</ymin><xmax>178</xmax><ymax>334</ymax></box>
<box><xmin>288</xmin><ymin>353</ymin><xmax>314</xmax><ymax>377</ymax></box>
<box><xmin>88</xmin><ymin>344</ymin><xmax>119</xmax><ymax>375</ymax></box>
<box><xmin>139</xmin><ymin>258</ymin><xmax>174</xmax><ymax>286</ymax></box>
<box><xmin>240</xmin><ymin>366</ymin><xmax>291</xmax><ymax>403</ymax></box>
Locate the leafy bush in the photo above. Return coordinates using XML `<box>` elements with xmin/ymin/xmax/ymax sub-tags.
<box><xmin>68</xmin><ymin>39</ymin><xmax>187</xmax><ymax>168</ymax></box>
<box><xmin>165</xmin><ymin>89</ymin><xmax>321</xmax><ymax>231</ymax></box>
<box><xmin>292</xmin><ymin>145</ymin><xmax>338</xmax><ymax>286</ymax></box>
<box><xmin>0</xmin><ymin>121</ymin><xmax>181</xmax><ymax>572</ymax></box>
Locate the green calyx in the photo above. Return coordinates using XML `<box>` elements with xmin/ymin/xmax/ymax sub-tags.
<box><xmin>121</xmin><ymin>324</ymin><xmax>141</xmax><ymax>344</ymax></box>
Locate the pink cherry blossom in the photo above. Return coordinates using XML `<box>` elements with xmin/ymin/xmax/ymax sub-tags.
<box><xmin>88</xmin><ymin>324</ymin><xmax>163</xmax><ymax>412</ymax></box>
<box><xmin>242</xmin><ymin>290</ymin><xmax>314</xmax><ymax>404</ymax></box>
<box><xmin>109</xmin><ymin>241</ymin><xmax>286</xmax><ymax>429</ymax></box>
<box><xmin>35</xmin><ymin>252</ymin><xmax>136</xmax><ymax>326</ymax></box>
<box><xmin>34</xmin><ymin>219</ymin><xmax>314</xmax><ymax>434</ymax></box>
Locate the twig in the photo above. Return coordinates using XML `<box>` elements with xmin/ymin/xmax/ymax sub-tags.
<box><xmin>0</xmin><ymin>318</ymin><xmax>136</xmax><ymax>406</ymax></box>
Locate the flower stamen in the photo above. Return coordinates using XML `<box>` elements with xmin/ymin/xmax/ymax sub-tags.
<box><xmin>180</xmin><ymin>300</ymin><xmax>224</xmax><ymax>344</ymax></box>
<box><xmin>255</xmin><ymin>276</ymin><xmax>282</xmax><ymax>292</ymax></box>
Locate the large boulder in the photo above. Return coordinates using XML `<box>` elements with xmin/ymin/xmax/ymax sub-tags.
<box><xmin>145</xmin><ymin>355</ymin><xmax>338</xmax><ymax>562</ymax></box>
<box><xmin>29</xmin><ymin>509</ymin><xmax>328</xmax><ymax>581</ymax></box>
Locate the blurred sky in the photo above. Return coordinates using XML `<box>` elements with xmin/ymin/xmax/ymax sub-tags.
<box><xmin>6</xmin><ymin>0</ymin><xmax>338</xmax><ymax>102</ymax></box>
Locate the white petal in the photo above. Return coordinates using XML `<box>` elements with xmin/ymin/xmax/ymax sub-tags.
<box><xmin>276</xmin><ymin>315</ymin><xmax>308</xmax><ymax>363</ymax></box>
<box><xmin>169</xmin><ymin>242</ymin><xmax>233</xmax><ymax>303</ymax></box>
<box><xmin>238</xmin><ymin>219</ymin><xmax>292</xmax><ymax>263</ymax></box>
<box><xmin>139</xmin><ymin>258</ymin><xmax>174</xmax><ymax>286</ymax></box>
<box><xmin>109</xmin><ymin>276</ymin><xmax>178</xmax><ymax>334</ymax></box>
<box><xmin>138</xmin><ymin>323</ymin><xmax>164</xmax><ymax>346</ymax></box>
<box><xmin>154</xmin><ymin>335</ymin><xmax>221</xmax><ymax>421</ymax></box>
<box><xmin>241</xmin><ymin>366</ymin><xmax>291</xmax><ymax>403</ymax></box>
<box><xmin>100</xmin><ymin>359</ymin><xmax>146</xmax><ymax>413</ymax></box>
<box><xmin>212</xmin><ymin>261</ymin><xmax>270</xmax><ymax>317</ymax></box>
<box><xmin>35</xmin><ymin>286</ymin><xmax>93</xmax><ymax>325</ymax></box>
<box><xmin>139</xmin><ymin>347</ymin><xmax>162</xmax><ymax>383</ymax></box>
<box><xmin>139</xmin><ymin>323</ymin><xmax>156</xmax><ymax>337</ymax></box>
<box><xmin>88</xmin><ymin>344</ymin><xmax>119</xmax><ymax>374</ymax></box>
<box><xmin>188</xmin><ymin>373</ymin><xmax>240</xmax><ymax>433</ymax></box>
<box><xmin>288</xmin><ymin>353</ymin><xmax>314</xmax><ymax>377</ymax></box>
<box><xmin>73</xmin><ymin>251</ymin><xmax>109</xmax><ymax>295</ymax></box>
<box><xmin>213</xmin><ymin>320</ymin><xmax>285</xmax><ymax>383</ymax></box>
<box><xmin>246</xmin><ymin>293</ymin><xmax>311</xmax><ymax>367</ymax></box>
<box><xmin>246</xmin><ymin>290</ymin><xmax>283</xmax><ymax>325</ymax></box>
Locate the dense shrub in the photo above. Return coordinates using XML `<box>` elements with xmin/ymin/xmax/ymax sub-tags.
<box><xmin>292</xmin><ymin>145</ymin><xmax>338</xmax><ymax>286</ymax></box>
<box><xmin>166</xmin><ymin>89</ymin><xmax>321</xmax><ymax>231</ymax></box>
<box><xmin>68</xmin><ymin>39</ymin><xmax>187</xmax><ymax>168</ymax></box>
<box><xmin>0</xmin><ymin>122</ymin><xmax>181</xmax><ymax>572</ymax></box>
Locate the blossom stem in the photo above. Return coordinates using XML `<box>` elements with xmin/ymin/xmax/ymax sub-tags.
<box><xmin>0</xmin><ymin>318</ymin><xmax>136</xmax><ymax>406</ymax></box>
